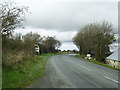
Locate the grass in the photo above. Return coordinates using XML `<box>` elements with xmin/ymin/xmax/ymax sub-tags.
<box><xmin>57</xmin><ymin>51</ymin><xmax>75</xmax><ymax>55</ymax></box>
<box><xmin>2</xmin><ymin>53</ymin><xmax>54</xmax><ymax>88</ymax></box>
<box><xmin>75</xmin><ymin>54</ymin><xmax>120</xmax><ymax>71</ymax></box>
<box><xmin>75</xmin><ymin>54</ymin><xmax>86</xmax><ymax>58</ymax></box>
<box><xmin>0</xmin><ymin>70</ymin><xmax>1</xmax><ymax>90</ymax></box>
<box><xmin>88</xmin><ymin>59</ymin><xmax>120</xmax><ymax>71</ymax></box>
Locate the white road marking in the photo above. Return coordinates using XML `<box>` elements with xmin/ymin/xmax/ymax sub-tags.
<box><xmin>77</xmin><ymin>64</ymin><xmax>91</xmax><ymax>71</ymax></box>
<box><xmin>69</xmin><ymin>60</ymin><xmax>91</xmax><ymax>71</ymax></box>
<box><xmin>104</xmin><ymin>76</ymin><xmax>120</xmax><ymax>84</ymax></box>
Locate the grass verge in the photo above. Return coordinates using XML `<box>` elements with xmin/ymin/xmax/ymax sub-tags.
<box><xmin>75</xmin><ymin>54</ymin><xmax>86</xmax><ymax>58</ymax></box>
<box><xmin>75</xmin><ymin>54</ymin><xmax>120</xmax><ymax>71</ymax></box>
<box><xmin>2</xmin><ymin>53</ymin><xmax>54</xmax><ymax>88</ymax></box>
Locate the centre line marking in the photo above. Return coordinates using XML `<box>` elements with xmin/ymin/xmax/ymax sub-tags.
<box><xmin>77</xmin><ymin>64</ymin><xmax>91</xmax><ymax>71</ymax></box>
<box><xmin>69</xmin><ymin>60</ymin><xmax>91</xmax><ymax>71</ymax></box>
<box><xmin>104</xmin><ymin>76</ymin><xmax>120</xmax><ymax>84</ymax></box>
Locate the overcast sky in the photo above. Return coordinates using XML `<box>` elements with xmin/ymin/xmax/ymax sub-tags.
<box><xmin>7</xmin><ymin>0</ymin><xmax>118</xmax><ymax>50</ymax></box>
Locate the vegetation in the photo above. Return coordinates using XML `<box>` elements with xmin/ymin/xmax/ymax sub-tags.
<box><xmin>1</xmin><ymin>1</ymin><xmax>61</xmax><ymax>88</ymax></box>
<box><xmin>2</xmin><ymin>53</ymin><xmax>54</xmax><ymax>88</ymax></box>
<box><xmin>43</xmin><ymin>36</ymin><xmax>61</xmax><ymax>53</ymax></box>
<box><xmin>75</xmin><ymin>54</ymin><xmax>86</xmax><ymax>58</ymax></box>
<box><xmin>0</xmin><ymin>1</ymin><xmax>29</xmax><ymax>37</ymax></box>
<box><xmin>75</xmin><ymin>54</ymin><xmax>120</xmax><ymax>71</ymax></box>
<box><xmin>1</xmin><ymin>0</ymin><xmax>61</xmax><ymax>69</ymax></box>
<box><xmin>1</xmin><ymin>0</ymin><xmax>118</xmax><ymax>89</ymax></box>
<box><xmin>73</xmin><ymin>21</ymin><xmax>115</xmax><ymax>62</ymax></box>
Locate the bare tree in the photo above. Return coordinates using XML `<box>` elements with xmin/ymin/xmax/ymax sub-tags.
<box><xmin>0</xmin><ymin>1</ymin><xmax>29</xmax><ymax>37</ymax></box>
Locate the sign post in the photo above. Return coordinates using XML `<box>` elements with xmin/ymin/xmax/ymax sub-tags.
<box><xmin>34</xmin><ymin>44</ymin><xmax>39</xmax><ymax>55</ymax></box>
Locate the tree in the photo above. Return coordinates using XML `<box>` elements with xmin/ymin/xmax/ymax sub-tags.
<box><xmin>22</xmin><ymin>32</ymin><xmax>42</xmax><ymax>55</ymax></box>
<box><xmin>1</xmin><ymin>0</ymin><xmax>29</xmax><ymax>58</ymax></box>
<box><xmin>43</xmin><ymin>36</ymin><xmax>61</xmax><ymax>53</ymax></box>
<box><xmin>73</xmin><ymin>21</ymin><xmax>115</xmax><ymax>62</ymax></box>
<box><xmin>0</xmin><ymin>1</ymin><xmax>28</xmax><ymax>37</ymax></box>
<box><xmin>55</xmin><ymin>40</ymin><xmax>61</xmax><ymax>50</ymax></box>
<box><xmin>73</xmin><ymin>25</ymin><xmax>95</xmax><ymax>54</ymax></box>
<box><xmin>93</xmin><ymin>22</ymin><xmax>115</xmax><ymax>62</ymax></box>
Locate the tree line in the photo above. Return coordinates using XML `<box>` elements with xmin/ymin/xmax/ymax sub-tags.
<box><xmin>1</xmin><ymin>1</ymin><xmax>61</xmax><ymax>69</ymax></box>
<box><xmin>2</xmin><ymin>32</ymin><xmax>61</xmax><ymax>68</ymax></box>
<box><xmin>1</xmin><ymin>0</ymin><xmax>116</xmax><ymax>68</ymax></box>
<box><xmin>73</xmin><ymin>22</ymin><xmax>115</xmax><ymax>62</ymax></box>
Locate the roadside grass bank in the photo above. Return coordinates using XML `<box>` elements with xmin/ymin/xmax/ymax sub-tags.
<box><xmin>75</xmin><ymin>55</ymin><xmax>120</xmax><ymax>71</ymax></box>
<box><xmin>2</xmin><ymin>53</ymin><xmax>54</xmax><ymax>88</ymax></box>
<box><xmin>57</xmin><ymin>52</ymin><xmax>75</xmax><ymax>55</ymax></box>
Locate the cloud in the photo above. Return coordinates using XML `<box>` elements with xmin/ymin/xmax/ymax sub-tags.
<box><xmin>59</xmin><ymin>42</ymin><xmax>79</xmax><ymax>51</ymax></box>
<box><xmin>19</xmin><ymin>1</ymin><xmax>118</xmax><ymax>32</ymax></box>
<box><xmin>15</xmin><ymin>27</ymin><xmax>77</xmax><ymax>42</ymax></box>
<box><xmin>9</xmin><ymin>0</ymin><xmax>118</xmax><ymax>50</ymax></box>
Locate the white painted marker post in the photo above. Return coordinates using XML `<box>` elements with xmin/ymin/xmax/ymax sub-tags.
<box><xmin>35</xmin><ymin>44</ymin><xmax>39</xmax><ymax>55</ymax></box>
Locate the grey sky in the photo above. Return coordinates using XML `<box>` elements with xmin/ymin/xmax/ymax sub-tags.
<box><xmin>9</xmin><ymin>0</ymin><xmax>118</xmax><ymax>50</ymax></box>
<box><xmin>21</xmin><ymin>1</ymin><xmax>118</xmax><ymax>31</ymax></box>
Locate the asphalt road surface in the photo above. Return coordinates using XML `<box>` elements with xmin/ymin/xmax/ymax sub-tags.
<box><xmin>27</xmin><ymin>54</ymin><xmax>119</xmax><ymax>88</ymax></box>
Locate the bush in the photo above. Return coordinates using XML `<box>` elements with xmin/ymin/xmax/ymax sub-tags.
<box><xmin>2</xmin><ymin>51</ymin><xmax>26</xmax><ymax>70</ymax></box>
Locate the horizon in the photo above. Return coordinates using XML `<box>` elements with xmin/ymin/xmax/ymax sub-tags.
<box><xmin>11</xmin><ymin>0</ymin><xmax>118</xmax><ymax>51</ymax></box>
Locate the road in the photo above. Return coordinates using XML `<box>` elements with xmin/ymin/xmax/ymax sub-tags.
<box><xmin>27</xmin><ymin>54</ymin><xmax>119</xmax><ymax>88</ymax></box>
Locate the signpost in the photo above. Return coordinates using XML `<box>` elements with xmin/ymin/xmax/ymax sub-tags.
<box><xmin>34</xmin><ymin>44</ymin><xmax>39</xmax><ymax>55</ymax></box>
